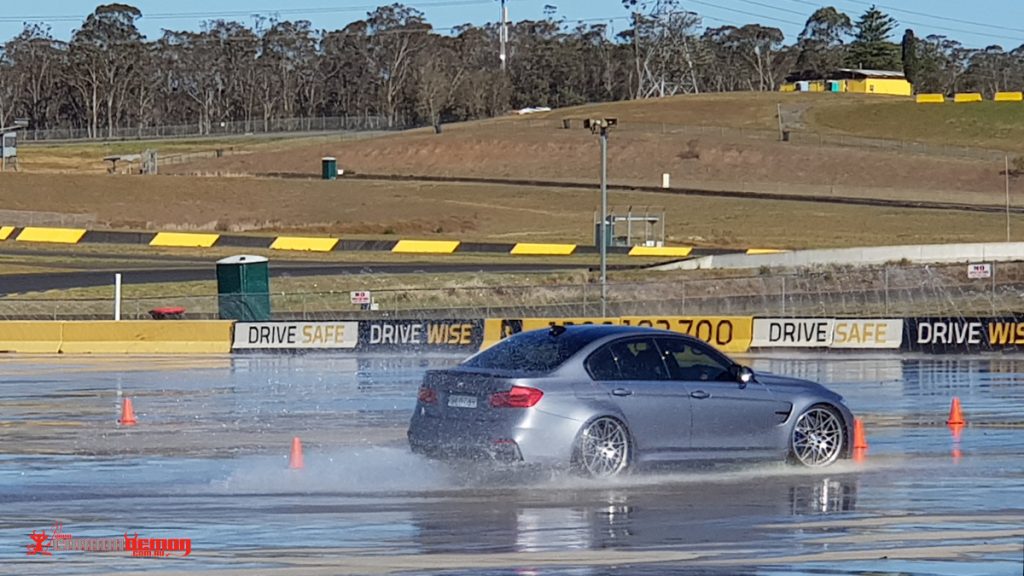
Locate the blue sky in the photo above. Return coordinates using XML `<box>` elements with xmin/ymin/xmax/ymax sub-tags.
<box><xmin>1</xmin><ymin>0</ymin><xmax>1022</xmax><ymax>49</ymax></box>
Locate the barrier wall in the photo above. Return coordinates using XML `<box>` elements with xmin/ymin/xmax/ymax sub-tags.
<box><xmin>481</xmin><ymin>316</ymin><xmax>754</xmax><ymax>353</ymax></box>
<box><xmin>0</xmin><ymin>322</ymin><xmax>63</xmax><ymax>353</ymax></box>
<box><xmin>0</xmin><ymin>321</ymin><xmax>233</xmax><ymax>354</ymax></box>
<box><xmin>7</xmin><ymin>316</ymin><xmax>1024</xmax><ymax>355</ymax></box>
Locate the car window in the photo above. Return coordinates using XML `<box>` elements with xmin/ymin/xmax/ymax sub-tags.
<box><xmin>462</xmin><ymin>329</ymin><xmax>593</xmax><ymax>373</ymax></box>
<box><xmin>657</xmin><ymin>338</ymin><xmax>734</xmax><ymax>382</ymax></box>
<box><xmin>586</xmin><ymin>338</ymin><xmax>670</xmax><ymax>381</ymax></box>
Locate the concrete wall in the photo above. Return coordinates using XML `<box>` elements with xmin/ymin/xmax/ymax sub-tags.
<box><xmin>658</xmin><ymin>242</ymin><xmax>1024</xmax><ymax>271</ymax></box>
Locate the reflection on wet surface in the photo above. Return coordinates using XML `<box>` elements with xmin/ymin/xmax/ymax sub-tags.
<box><xmin>0</xmin><ymin>353</ymin><xmax>1022</xmax><ymax>575</ymax></box>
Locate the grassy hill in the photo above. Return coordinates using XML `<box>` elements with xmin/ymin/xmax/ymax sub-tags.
<box><xmin>8</xmin><ymin>92</ymin><xmax>1024</xmax><ymax>250</ymax></box>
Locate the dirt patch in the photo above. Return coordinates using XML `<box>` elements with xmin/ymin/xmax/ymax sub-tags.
<box><xmin>163</xmin><ymin>126</ymin><xmax>1007</xmax><ymax>203</ymax></box>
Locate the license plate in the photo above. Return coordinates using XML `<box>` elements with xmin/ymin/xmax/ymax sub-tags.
<box><xmin>447</xmin><ymin>394</ymin><xmax>478</xmax><ymax>408</ymax></box>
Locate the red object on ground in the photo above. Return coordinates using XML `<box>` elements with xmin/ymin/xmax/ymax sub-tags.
<box><xmin>149</xmin><ymin>306</ymin><xmax>186</xmax><ymax>319</ymax></box>
<box><xmin>853</xmin><ymin>418</ymin><xmax>868</xmax><ymax>450</ymax></box>
<box><xmin>289</xmin><ymin>437</ymin><xmax>304</xmax><ymax>469</ymax></box>
<box><xmin>119</xmin><ymin>398</ymin><xmax>137</xmax><ymax>426</ymax></box>
<box><xmin>946</xmin><ymin>397</ymin><xmax>966</xmax><ymax>426</ymax></box>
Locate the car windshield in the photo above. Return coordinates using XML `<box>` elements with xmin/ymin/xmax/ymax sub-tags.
<box><xmin>462</xmin><ymin>329</ymin><xmax>593</xmax><ymax>373</ymax></box>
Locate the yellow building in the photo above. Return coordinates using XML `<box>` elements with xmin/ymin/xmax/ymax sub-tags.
<box><xmin>781</xmin><ymin>69</ymin><xmax>912</xmax><ymax>96</ymax></box>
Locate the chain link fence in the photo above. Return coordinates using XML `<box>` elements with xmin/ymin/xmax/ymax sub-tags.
<box><xmin>17</xmin><ymin>115</ymin><xmax>399</xmax><ymax>143</ymax></box>
<box><xmin>3</xmin><ymin>262</ymin><xmax>1024</xmax><ymax>320</ymax></box>
<box><xmin>509</xmin><ymin>118</ymin><xmax>1012</xmax><ymax>162</ymax></box>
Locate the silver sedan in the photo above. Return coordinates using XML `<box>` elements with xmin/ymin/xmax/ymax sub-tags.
<box><xmin>408</xmin><ymin>325</ymin><xmax>855</xmax><ymax>477</ymax></box>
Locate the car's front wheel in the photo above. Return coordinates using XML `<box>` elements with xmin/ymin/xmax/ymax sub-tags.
<box><xmin>790</xmin><ymin>404</ymin><xmax>845</xmax><ymax>467</ymax></box>
<box><xmin>574</xmin><ymin>417</ymin><xmax>631</xmax><ymax>478</ymax></box>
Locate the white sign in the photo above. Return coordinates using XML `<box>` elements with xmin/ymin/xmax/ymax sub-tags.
<box><xmin>233</xmin><ymin>322</ymin><xmax>358</xmax><ymax>349</ymax></box>
<box><xmin>350</xmin><ymin>291</ymin><xmax>372</xmax><ymax>305</ymax></box>
<box><xmin>752</xmin><ymin>318</ymin><xmax>835</xmax><ymax>348</ymax></box>
<box><xmin>967</xmin><ymin>263</ymin><xmax>992</xmax><ymax>279</ymax></box>
<box><xmin>831</xmin><ymin>319</ymin><xmax>903</xmax><ymax>349</ymax></box>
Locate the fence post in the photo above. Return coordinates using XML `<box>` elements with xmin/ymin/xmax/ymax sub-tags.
<box><xmin>582</xmin><ymin>281</ymin><xmax>588</xmax><ymax>316</ymax></box>
<box><xmin>884</xmin><ymin>268</ymin><xmax>890</xmax><ymax>315</ymax></box>
<box><xmin>781</xmin><ymin>276</ymin><xmax>787</xmax><ymax>316</ymax></box>
<box><xmin>992</xmin><ymin>264</ymin><xmax>997</xmax><ymax>317</ymax></box>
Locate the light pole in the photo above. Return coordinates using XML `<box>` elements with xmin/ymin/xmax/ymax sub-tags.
<box><xmin>584</xmin><ymin>117</ymin><xmax>617</xmax><ymax>317</ymax></box>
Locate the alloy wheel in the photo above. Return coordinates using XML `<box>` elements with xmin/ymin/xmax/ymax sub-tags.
<box><xmin>792</xmin><ymin>406</ymin><xmax>845</xmax><ymax>467</ymax></box>
<box><xmin>578</xmin><ymin>417</ymin><xmax>630</xmax><ymax>477</ymax></box>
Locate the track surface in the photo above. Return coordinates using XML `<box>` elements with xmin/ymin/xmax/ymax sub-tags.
<box><xmin>0</xmin><ymin>259</ymin><xmax>588</xmax><ymax>295</ymax></box>
<box><xmin>0</xmin><ymin>353</ymin><xmax>1022</xmax><ymax>574</ymax></box>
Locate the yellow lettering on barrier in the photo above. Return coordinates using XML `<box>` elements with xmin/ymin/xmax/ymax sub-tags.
<box><xmin>427</xmin><ymin>322</ymin><xmax>474</xmax><ymax>345</ymax></box>
<box><xmin>17</xmin><ymin>227</ymin><xmax>87</xmax><ymax>244</ymax></box>
<box><xmin>301</xmin><ymin>323</ymin><xmax>349</xmax><ymax>344</ymax></box>
<box><xmin>834</xmin><ymin>321</ymin><xmax>885</xmax><ymax>345</ymax></box>
<box><xmin>149</xmin><ymin>232</ymin><xmax>220</xmax><ymax>248</ymax></box>
<box><xmin>987</xmin><ymin>322</ymin><xmax>1024</xmax><ymax>345</ymax></box>
<box><xmin>271</xmin><ymin>236</ymin><xmax>339</xmax><ymax>252</ymax></box>
<box><xmin>620</xmin><ymin>316</ymin><xmax>753</xmax><ymax>353</ymax></box>
<box><xmin>0</xmin><ymin>226</ymin><xmax>14</xmax><ymax>241</ymax></box>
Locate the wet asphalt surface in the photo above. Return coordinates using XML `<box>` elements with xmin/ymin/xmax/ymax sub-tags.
<box><xmin>0</xmin><ymin>353</ymin><xmax>1022</xmax><ymax>575</ymax></box>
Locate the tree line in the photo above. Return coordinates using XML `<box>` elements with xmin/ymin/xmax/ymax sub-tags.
<box><xmin>0</xmin><ymin>1</ymin><xmax>1021</xmax><ymax>138</ymax></box>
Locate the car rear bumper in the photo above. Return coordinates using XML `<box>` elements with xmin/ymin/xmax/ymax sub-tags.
<box><xmin>407</xmin><ymin>407</ymin><xmax>581</xmax><ymax>466</ymax></box>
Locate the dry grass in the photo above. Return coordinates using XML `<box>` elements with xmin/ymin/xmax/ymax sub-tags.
<box><xmin>3</xmin><ymin>172</ymin><xmax>1024</xmax><ymax>250</ymax></box>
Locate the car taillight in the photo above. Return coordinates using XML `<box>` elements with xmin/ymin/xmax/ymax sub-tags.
<box><xmin>417</xmin><ymin>386</ymin><xmax>437</xmax><ymax>404</ymax></box>
<box><xmin>490</xmin><ymin>386</ymin><xmax>543</xmax><ymax>408</ymax></box>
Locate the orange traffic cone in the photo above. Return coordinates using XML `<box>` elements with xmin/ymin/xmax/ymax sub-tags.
<box><xmin>946</xmin><ymin>397</ymin><xmax>966</xmax><ymax>426</ymax></box>
<box><xmin>119</xmin><ymin>398</ymin><xmax>137</xmax><ymax>426</ymax></box>
<box><xmin>289</xmin><ymin>437</ymin><xmax>304</xmax><ymax>469</ymax></box>
<box><xmin>853</xmin><ymin>418</ymin><xmax>868</xmax><ymax>450</ymax></box>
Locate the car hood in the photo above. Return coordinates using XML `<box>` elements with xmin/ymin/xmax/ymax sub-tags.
<box><xmin>755</xmin><ymin>372</ymin><xmax>832</xmax><ymax>394</ymax></box>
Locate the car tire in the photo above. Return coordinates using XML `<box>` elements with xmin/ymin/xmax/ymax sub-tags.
<box><xmin>789</xmin><ymin>404</ymin><xmax>846</xmax><ymax>467</ymax></box>
<box><xmin>572</xmin><ymin>417</ymin><xmax>632</xmax><ymax>478</ymax></box>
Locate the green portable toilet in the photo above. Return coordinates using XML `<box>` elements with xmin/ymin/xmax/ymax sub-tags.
<box><xmin>216</xmin><ymin>255</ymin><xmax>271</xmax><ymax>321</ymax></box>
<box><xmin>321</xmin><ymin>157</ymin><xmax>337</xmax><ymax>180</ymax></box>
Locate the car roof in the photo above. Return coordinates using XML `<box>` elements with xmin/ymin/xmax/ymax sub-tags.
<box><xmin>541</xmin><ymin>323</ymin><xmax>683</xmax><ymax>343</ymax></box>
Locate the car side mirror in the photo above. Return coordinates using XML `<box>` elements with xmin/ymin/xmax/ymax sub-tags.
<box><xmin>734</xmin><ymin>365</ymin><xmax>754</xmax><ymax>387</ymax></box>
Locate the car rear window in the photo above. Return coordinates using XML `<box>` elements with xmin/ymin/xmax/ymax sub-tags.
<box><xmin>462</xmin><ymin>330</ymin><xmax>593</xmax><ymax>373</ymax></box>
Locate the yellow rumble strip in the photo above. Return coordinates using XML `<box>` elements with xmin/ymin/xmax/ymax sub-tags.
<box><xmin>270</xmin><ymin>236</ymin><xmax>339</xmax><ymax>252</ymax></box>
<box><xmin>627</xmin><ymin>246</ymin><xmax>693</xmax><ymax>257</ymax></box>
<box><xmin>149</xmin><ymin>232</ymin><xmax>220</xmax><ymax>248</ymax></box>
<box><xmin>391</xmin><ymin>240</ymin><xmax>461</xmax><ymax>254</ymax></box>
<box><xmin>510</xmin><ymin>243</ymin><xmax>577</xmax><ymax>256</ymax></box>
<box><xmin>16</xmin><ymin>227</ymin><xmax>87</xmax><ymax>244</ymax></box>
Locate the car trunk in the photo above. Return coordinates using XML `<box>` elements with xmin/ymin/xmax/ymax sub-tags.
<box><xmin>420</xmin><ymin>369</ymin><xmax>520</xmax><ymax>421</ymax></box>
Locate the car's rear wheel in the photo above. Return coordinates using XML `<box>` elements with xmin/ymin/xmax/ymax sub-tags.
<box><xmin>575</xmin><ymin>417</ymin><xmax>631</xmax><ymax>478</ymax></box>
<box><xmin>790</xmin><ymin>404</ymin><xmax>845</xmax><ymax>467</ymax></box>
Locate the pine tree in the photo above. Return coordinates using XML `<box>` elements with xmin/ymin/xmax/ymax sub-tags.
<box><xmin>847</xmin><ymin>5</ymin><xmax>901</xmax><ymax>70</ymax></box>
<box><xmin>901</xmin><ymin>29</ymin><xmax>918</xmax><ymax>86</ymax></box>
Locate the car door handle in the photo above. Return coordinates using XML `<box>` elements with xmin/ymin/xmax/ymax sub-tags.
<box><xmin>690</xmin><ymin>390</ymin><xmax>711</xmax><ymax>399</ymax></box>
<box><xmin>611</xmin><ymin>388</ymin><xmax>633</xmax><ymax>397</ymax></box>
